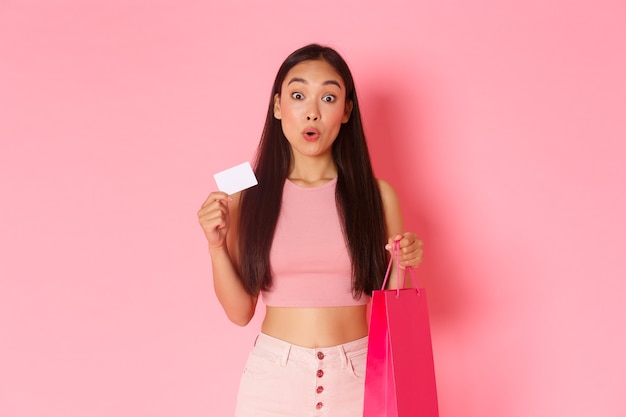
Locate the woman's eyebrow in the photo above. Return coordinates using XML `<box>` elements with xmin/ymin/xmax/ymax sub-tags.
<box><xmin>287</xmin><ymin>77</ymin><xmax>343</xmax><ymax>89</ymax></box>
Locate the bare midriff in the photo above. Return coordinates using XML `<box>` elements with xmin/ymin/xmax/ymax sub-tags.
<box><xmin>261</xmin><ymin>305</ymin><xmax>369</xmax><ymax>348</ymax></box>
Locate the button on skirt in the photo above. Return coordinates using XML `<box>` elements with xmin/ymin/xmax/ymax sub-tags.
<box><xmin>235</xmin><ymin>333</ymin><xmax>368</xmax><ymax>417</ymax></box>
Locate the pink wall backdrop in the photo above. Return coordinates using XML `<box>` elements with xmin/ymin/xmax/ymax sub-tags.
<box><xmin>2</xmin><ymin>1</ymin><xmax>625</xmax><ymax>416</ymax></box>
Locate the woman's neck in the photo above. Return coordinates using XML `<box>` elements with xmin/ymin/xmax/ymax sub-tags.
<box><xmin>288</xmin><ymin>156</ymin><xmax>337</xmax><ymax>186</ymax></box>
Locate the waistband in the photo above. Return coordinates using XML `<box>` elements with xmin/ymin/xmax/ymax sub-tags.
<box><xmin>252</xmin><ymin>332</ymin><xmax>368</xmax><ymax>367</ymax></box>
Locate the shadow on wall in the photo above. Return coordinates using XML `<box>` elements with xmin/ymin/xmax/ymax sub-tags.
<box><xmin>358</xmin><ymin>69</ymin><xmax>470</xmax><ymax>327</ymax></box>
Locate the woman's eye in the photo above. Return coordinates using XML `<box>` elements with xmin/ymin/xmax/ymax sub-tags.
<box><xmin>322</xmin><ymin>95</ymin><xmax>336</xmax><ymax>103</ymax></box>
<box><xmin>291</xmin><ymin>92</ymin><xmax>304</xmax><ymax>100</ymax></box>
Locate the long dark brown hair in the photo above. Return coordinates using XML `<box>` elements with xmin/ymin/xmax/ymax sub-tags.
<box><xmin>238</xmin><ymin>44</ymin><xmax>387</xmax><ymax>298</ymax></box>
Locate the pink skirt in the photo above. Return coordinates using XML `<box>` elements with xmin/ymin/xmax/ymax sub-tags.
<box><xmin>235</xmin><ymin>333</ymin><xmax>368</xmax><ymax>417</ymax></box>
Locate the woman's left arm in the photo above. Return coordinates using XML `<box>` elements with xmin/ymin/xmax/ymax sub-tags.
<box><xmin>377</xmin><ymin>179</ymin><xmax>424</xmax><ymax>289</ymax></box>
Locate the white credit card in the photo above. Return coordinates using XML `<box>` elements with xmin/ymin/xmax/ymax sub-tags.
<box><xmin>213</xmin><ymin>161</ymin><xmax>258</xmax><ymax>195</ymax></box>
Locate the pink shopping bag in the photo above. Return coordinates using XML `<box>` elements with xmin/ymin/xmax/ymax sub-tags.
<box><xmin>363</xmin><ymin>242</ymin><xmax>439</xmax><ymax>417</ymax></box>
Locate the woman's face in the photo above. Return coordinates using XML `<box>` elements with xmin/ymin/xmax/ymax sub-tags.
<box><xmin>274</xmin><ymin>59</ymin><xmax>352</xmax><ymax>162</ymax></box>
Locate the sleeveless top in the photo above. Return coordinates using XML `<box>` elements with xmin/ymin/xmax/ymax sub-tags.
<box><xmin>261</xmin><ymin>178</ymin><xmax>370</xmax><ymax>307</ymax></box>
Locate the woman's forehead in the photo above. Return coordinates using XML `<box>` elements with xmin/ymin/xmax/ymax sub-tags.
<box><xmin>283</xmin><ymin>60</ymin><xmax>345</xmax><ymax>89</ymax></box>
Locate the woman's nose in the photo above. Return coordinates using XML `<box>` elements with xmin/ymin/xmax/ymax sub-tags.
<box><xmin>306</xmin><ymin>104</ymin><xmax>320</xmax><ymax>121</ymax></box>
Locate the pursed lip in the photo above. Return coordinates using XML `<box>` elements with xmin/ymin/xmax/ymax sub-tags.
<box><xmin>303</xmin><ymin>127</ymin><xmax>320</xmax><ymax>141</ymax></box>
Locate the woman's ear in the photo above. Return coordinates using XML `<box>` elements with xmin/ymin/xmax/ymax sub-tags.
<box><xmin>342</xmin><ymin>100</ymin><xmax>353</xmax><ymax>123</ymax></box>
<box><xmin>273</xmin><ymin>94</ymin><xmax>281</xmax><ymax>120</ymax></box>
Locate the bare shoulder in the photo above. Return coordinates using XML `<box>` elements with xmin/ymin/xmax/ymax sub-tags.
<box><xmin>376</xmin><ymin>178</ymin><xmax>403</xmax><ymax>236</ymax></box>
<box><xmin>376</xmin><ymin>178</ymin><xmax>400</xmax><ymax>206</ymax></box>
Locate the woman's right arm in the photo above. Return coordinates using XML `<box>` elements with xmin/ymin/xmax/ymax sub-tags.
<box><xmin>197</xmin><ymin>191</ymin><xmax>257</xmax><ymax>326</ymax></box>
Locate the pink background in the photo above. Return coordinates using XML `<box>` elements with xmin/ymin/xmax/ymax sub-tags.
<box><xmin>2</xmin><ymin>1</ymin><xmax>625</xmax><ymax>416</ymax></box>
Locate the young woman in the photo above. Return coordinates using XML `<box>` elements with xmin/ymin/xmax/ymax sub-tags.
<box><xmin>198</xmin><ymin>44</ymin><xmax>423</xmax><ymax>417</ymax></box>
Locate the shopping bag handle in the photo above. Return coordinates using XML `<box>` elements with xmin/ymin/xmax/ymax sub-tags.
<box><xmin>381</xmin><ymin>240</ymin><xmax>419</xmax><ymax>296</ymax></box>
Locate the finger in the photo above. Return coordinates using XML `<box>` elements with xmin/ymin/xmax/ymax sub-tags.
<box><xmin>403</xmin><ymin>242</ymin><xmax>423</xmax><ymax>259</ymax></box>
<box><xmin>201</xmin><ymin>192</ymin><xmax>232</xmax><ymax>208</ymax></box>
<box><xmin>399</xmin><ymin>232</ymin><xmax>418</xmax><ymax>246</ymax></box>
<box><xmin>198</xmin><ymin>195</ymin><xmax>232</xmax><ymax>219</ymax></box>
<box><xmin>201</xmin><ymin>211</ymin><xmax>229</xmax><ymax>239</ymax></box>
<box><xmin>199</xmin><ymin>215</ymin><xmax>226</xmax><ymax>234</ymax></box>
<box><xmin>400</xmin><ymin>234</ymin><xmax>423</xmax><ymax>252</ymax></box>
<box><xmin>401</xmin><ymin>248</ymin><xmax>424</xmax><ymax>267</ymax></box>
<box><xmin>399</xmin><ymin>238</ymin><xmax>423</xmax><ymax>266</ymax></box>
<box><xmin>403</xmin><ymin>247</ymin><xmax>423</xmax><ymax>262</ymax></box>
<box><xmin>198</xmin><ymin>205</ymin><xmax>230</xmax><ymax>229</ymax></box>
<box><xmin>400</xmin><ymin>237</ymin><xmax>416</xmax><ymax>249</ymax></box>
<box><xmin>386</xmin><ymin>234</ymin><xmax>404</xmax><ymax>250</ymax></box>
<box><xmin>398</xmin><ymin>239</ymin><xmax>417</xmax><ymax>257</ymax></box>
<box><xmin>197</xmin><ymin>203</ymin><xmax>224</xmax><ymax>221</ymax></box>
